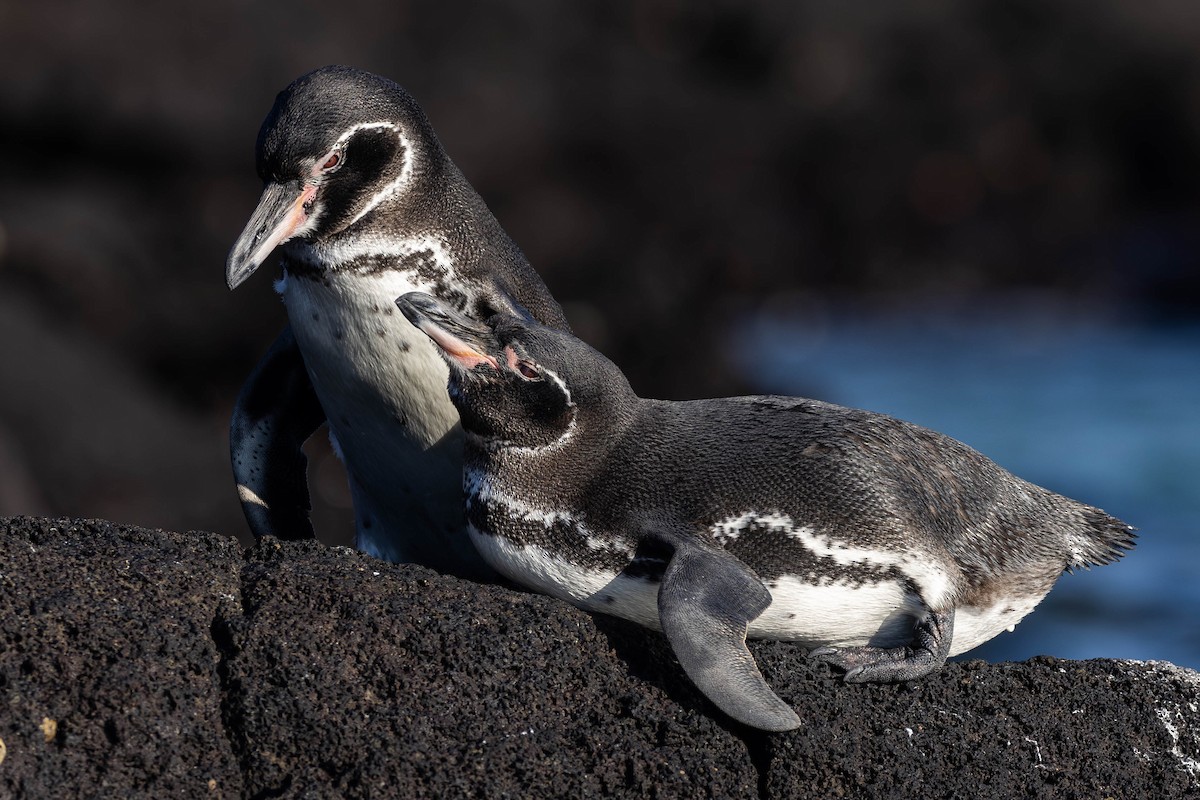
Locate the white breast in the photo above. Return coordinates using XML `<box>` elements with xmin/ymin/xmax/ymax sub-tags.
<box><xmin>279</xmin><ymin>269</ymin><xmax>458</xmax><ymax>439</ymax></box>
<box><xmin>949</xmin><ymin>593</ymin><xmax>1047</xmax><ymax>655</ymax></box>
<box><xmin>468</xmin><ymin>525</ymin><xmax>664</xmax><ymax>629</ymax></box>
<box><xmin>278</xmin><ymin>266</ymin><xmax>466</xmax><ymax>562</ymax></box>
<box><xmin>750</xmin><ymin>576</ymin><xmax>923</xmax><ymax>646</ymax></box>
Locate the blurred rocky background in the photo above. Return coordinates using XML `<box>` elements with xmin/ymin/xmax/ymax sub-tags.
<box><xmin>1</xmin><ymin>2</ymin><xmax>1197</xmax><ymax>578</ymax></box>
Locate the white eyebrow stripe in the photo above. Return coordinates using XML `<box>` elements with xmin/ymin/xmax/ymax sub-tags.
<box><xmin>330</xmin><ymin>121</ymin><xmax>415</xmax><ymax>229</ymax></box>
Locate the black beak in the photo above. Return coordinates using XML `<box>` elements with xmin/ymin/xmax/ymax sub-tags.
<box><xmin>226</xmin><ymin>180</ymin><xmax>317</xmax><ymax>290</ymax></box>
<box><xmin>396</xmin><ymin>292</ymin><xmax>499</xmax><ymax>371</ymax></box>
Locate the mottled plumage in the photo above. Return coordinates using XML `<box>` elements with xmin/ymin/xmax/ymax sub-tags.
<box><xmin>397</xmin><ymin>292</ymin><xmax>1135</xmax><ymax>732</ymax></box>
<box><xmin>226</xmin><ymin>67</ymin><xmax>568</xmax><ymax>577</ymax></box>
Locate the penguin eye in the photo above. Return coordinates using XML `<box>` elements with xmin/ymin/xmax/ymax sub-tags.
<box><xmin>515</xmin><ymin>361</ymin><xmax>541</xmax><ymax>381</ymax></box>
<box><xmin>319</xmin><ymin>150</ymin><xmax>343</xmax><ymax>173</ymax></box>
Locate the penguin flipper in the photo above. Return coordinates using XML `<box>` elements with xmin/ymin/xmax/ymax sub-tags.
<box><xmin>655</xmin><ymin>538</ymin><xmax>801</xmax><ymax>732</ymax></box>
<box><xmin>230</xmin><ymin>326</ymin><xmax>326</xmax><ymax>541</ymax></box>
<box><xmin>810</xmin><ymin>608</ymin><xmax>955</xmax><ymax>683</ymax></box>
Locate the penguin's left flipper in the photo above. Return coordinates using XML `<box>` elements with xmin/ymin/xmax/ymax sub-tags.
<box><xmin>655</xmin><ymin>536</ymin><xmax>801</xmax><ymax>732</ymax></box>
<box><xmin>810</xmin><ymin>608</ymin><xmax>955</xmax><ymax>683</ymax></box>
<box><xmin>230</xmin><ymin>327</ymin><xmax>327</xmax><ymax>541</ymax></box>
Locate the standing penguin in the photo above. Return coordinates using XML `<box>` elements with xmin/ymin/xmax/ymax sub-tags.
<box><xmin>225</xmin><ymin>67</ymin><xmax>569</xmax><ymax>578</ymax></box>
<box><xmin>395</xmin><ymin>292</ymin><xmax>1135</xmax><ymax>732</ymax></box>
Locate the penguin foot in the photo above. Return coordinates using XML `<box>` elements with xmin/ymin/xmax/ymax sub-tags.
<box><xmin>810</xmin><ymin>608</ymin><xmax>954</xmax><ymax>683</ymax></box>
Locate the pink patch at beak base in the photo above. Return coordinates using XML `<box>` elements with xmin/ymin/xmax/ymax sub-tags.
<box><xmin>248</xmin><ymin>183</ymin><xmax>317</xmax><ymax>268</ymax></box>
<box><xmin>418</xmin><ymin>320</ymin><xmax>498</xmax><ymax>371</ymax></box>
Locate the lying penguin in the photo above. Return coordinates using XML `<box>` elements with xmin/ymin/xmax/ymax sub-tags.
<box><xmin>395</xmin><ymin>291</ymin><xmax>1135</xmax><ymax>732</ymax></box>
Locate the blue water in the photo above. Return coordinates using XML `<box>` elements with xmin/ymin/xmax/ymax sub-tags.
<box><xmin>735</xmin><ymin>300</ymin><xmax>1200</xmax><ymax>670</ymax></box>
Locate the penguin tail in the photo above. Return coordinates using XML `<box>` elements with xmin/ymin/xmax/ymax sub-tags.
<box><xmin>1066</xmin><ymin>507</ymin><xmax>1137</xmax><ymax>572</ymax></box>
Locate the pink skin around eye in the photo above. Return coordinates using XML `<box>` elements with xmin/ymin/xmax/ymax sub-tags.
<box><xmin>505</xmin><ymin>347</ymin><xmax>540</xmax><ymax>379</ymax></box>
<box><xmin>311</xmin><ymin>151</ymin><xmax>341</xmax><ymax>177</ymax></box>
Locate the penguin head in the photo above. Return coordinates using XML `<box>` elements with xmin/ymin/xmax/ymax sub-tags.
<box><xmin>396</xmin><ymin>292</ymin><xmax>634</xmax><ymax>450</ymax></box>
<box><xmin>226</xmin><ymin>66</ymin><xmax>446</xmax><ymax>289</ymax></box>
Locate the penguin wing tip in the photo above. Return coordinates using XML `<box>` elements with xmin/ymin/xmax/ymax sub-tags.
<box><xmin>745</xmin><ymin>705</ymin><xmax>802</xmax><ymax>733</ymax></box>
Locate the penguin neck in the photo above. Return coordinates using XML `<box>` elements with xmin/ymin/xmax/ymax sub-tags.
<box><xmin>285</xmin><ymin>228</ymin><xmax>448</xmax><ymax>274</ymax></box>
<box><xmin>464</xmin><ymin>396</ymin><xmax>640</xmax><ymax>495</ymax></box>
<box><xmin>425</xmin><ymin>168</ymin><xmax>535</xmax><ymax>281</ymax></box>
<box><xmin>282</xmin><ymin>194</ymin><xmax>522</xmax><ymax>286</ymax></box>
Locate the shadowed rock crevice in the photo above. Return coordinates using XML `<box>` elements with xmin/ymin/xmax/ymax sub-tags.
<box><xmin>742</xmin><ymin>727</ymin><xmax>775</xmax><ymax>800</ymax></box>
<box><xmin>1</xmin><ymin>517</ymin><xmax>1196</xmax><ymax>798</ymax></box>
<box><xmin>210</xmin><ymin>587</ymin><xmax>248</xmax><ymax>795</ymax></box>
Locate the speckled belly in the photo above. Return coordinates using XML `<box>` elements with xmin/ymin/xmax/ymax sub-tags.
<box><xmin>280</xmin><ymin>269</ymin><xmax>478</xmax><ymax>569</ymax></box>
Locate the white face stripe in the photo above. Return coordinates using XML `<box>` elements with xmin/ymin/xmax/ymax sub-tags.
<box><xmin>330</xmin><ymin>121</ymin><xmax>415</xmax><ymax>230</ymax></box>
<box><xmin>518</xmin><ymin>366</ymin><xmax>577</xmax><ymax>453</ymax></box>
<box><xmin>466</xmin><ymin>365</ymin><xmax>578</xmax><ymax>454</ymax></box>
<box><xmin>264</xmin><ymin>122</ymin><xmax>417</xmax><ymax>262</ymax></box>
<box><xmin>331</xmin><ymin>121</ymin><xmax>401</xmax><ymax>149</ymax></box>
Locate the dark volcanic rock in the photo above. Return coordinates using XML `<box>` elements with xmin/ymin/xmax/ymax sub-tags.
<box><xmin>220</xmin><ymin>538</ymin><xmax>757</xmax><ymax>798</ymax></box>
<box><xmin>766</xmin><ymin>657</ymin><xmax>1200</xmax><ymax>799</ymax></box>
<box><xmin>1</xmin><ymin>517</ymin><xmax>1197</xmax><ymax>798</ymax></box>
<box><xmin>0</xmin><ymin>517</ymin><xmax>244</xmax><ymax>797</ymax></box>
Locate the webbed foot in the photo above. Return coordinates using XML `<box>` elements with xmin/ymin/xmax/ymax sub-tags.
<box><xmin>811</xmin><ymin>608</ymin><xmax>954</xmax><ymax>683</ymax></box>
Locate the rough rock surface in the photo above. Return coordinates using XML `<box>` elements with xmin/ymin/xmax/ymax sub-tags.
<box><xmin>1</xmin><ymin>517</ymin><xmax>1197</xmax><ymax>798</ymax></box>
